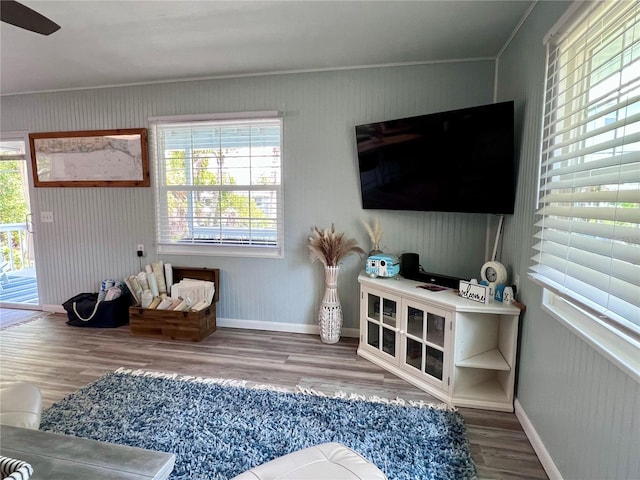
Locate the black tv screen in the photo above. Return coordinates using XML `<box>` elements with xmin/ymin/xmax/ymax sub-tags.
<box><xmin>355</xmin><ymin>101</ymin><xmax>515</xmax><ymax>214</ymax></box>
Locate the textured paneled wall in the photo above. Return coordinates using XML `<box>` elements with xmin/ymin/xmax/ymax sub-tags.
<box><xmin>1</xmin><ymin>62</ymin><xmax>495</xmax><ymax>328</ymax></box>
<box><xmin>497</xmin><ymin>2</ymin><xmax>640</xmax><ymax>478</ymax></box>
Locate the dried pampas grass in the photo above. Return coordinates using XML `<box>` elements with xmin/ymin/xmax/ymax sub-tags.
<box><xmin>361</xmin><ymin>217</ymin><xmax>382</xmax><ymax>251</ymax></box>
<box><xmin>308</xmin><ymin>224</ymin><xmax>365</xmax><ymax>267</ymax></box>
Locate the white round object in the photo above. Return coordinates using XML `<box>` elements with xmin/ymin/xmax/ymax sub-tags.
<box><xmin>481</xmin><ymin>261</ymin><xmax>508</xmax><ymax>285</ymax></box>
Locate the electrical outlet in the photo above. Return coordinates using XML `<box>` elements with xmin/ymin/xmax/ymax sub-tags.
<box><xmin>514</xmin><ymin>274</ymin><xmax>520</xmax><ymax>293</ymax></box>
<box><xmin>41</xmin><ymin>211</ymin><xmax>54</xmax><ymax>223</ymax></box>
<box><xmin>137</xmin><ymin>244</ymin><xmax>144</xmax><ymax>257</ymax></box>
<box><xmin>137</xmin><ymin>244</ymin><xmax>144</xmax><ymax>252</ymax></box>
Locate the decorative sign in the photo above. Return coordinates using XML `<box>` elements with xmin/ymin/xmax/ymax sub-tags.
<box><xmin>458</xmin><ymin>280</ymin><xmax>490</xmax><ymax>304</ymax></box>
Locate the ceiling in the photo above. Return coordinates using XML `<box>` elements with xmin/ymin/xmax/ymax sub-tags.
<box><xmin>0</xmin><ymin>1</ymin><xmax>536</xmax><ymax>96</ymax></box>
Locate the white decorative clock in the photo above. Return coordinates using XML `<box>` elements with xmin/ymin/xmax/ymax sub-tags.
<box><xmin>481</xmin><ymin>261</ymin><xmax>508</xmax><ymax>285</ymax></box>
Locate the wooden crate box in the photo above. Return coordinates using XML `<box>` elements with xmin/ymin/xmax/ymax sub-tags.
<box><xmin>129</xmin><ymin>267</ymin><xmax>220</xmax><ymax>342</ymax></box>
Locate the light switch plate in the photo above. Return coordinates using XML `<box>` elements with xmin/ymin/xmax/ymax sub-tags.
<box><xmin>41</xmin><ymin>211</ymin><xmax>54</xmax><ymax>223</ymax></box>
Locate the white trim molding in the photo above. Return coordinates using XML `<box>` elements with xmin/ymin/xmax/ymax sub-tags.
<box><xmin>217</xmin><ymin>317</ymin><xmax>359</xmax><ymax>338</ymax></box>
<box><xmin>540</xmin><ymin>288</ymin><xmax>640</xmax><ymax>383</ymax></box>
<box><xmin>515</xmin><ymin>399</ymin><xmax>563</xmax><ymax>480</ymax></box>
<box><xmin>46</xmin><ymin>306</ymin><xmax>360</xmax><ymax>338</ymax></box>
<box><xmin>44</xmin><ymin>304</ymin><xmax>66</xmax><ymax>314</ymax></box>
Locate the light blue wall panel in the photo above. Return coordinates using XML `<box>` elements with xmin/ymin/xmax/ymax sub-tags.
<box><xmin>497</xmin><ymin>2</ymin><xmax>640</xmax><ymax>478</ymax></box>
<box><xmin>1</xmin><ymin>61</ymin><xmax>495</xmax><ymax>328</ymax></box>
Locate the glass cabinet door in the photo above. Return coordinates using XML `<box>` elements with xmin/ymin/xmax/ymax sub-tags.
<box><xmin>363</xmin><ymin>289</ymin><xmax>400</xmax><ymax>360</ymax></box>
<box><xmin>425</xmin><ymin>312</ymin><xmax>446</xmax><ymax>379</ymax></box>
<box><xmin>402</xmin><ymin>300</ymin><xmax>449</xmax><ymax>389</ymax></box>
<box><xmin>405</xmin><ymin>307</ymin><xmax>424</xmax><ymax>370</ymax></box>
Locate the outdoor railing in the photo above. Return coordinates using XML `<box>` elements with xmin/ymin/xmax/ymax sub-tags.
<box><xmin>0</xmin><ymin>222</ymin><xmax>33</xmax><ymax>273</ymax></box>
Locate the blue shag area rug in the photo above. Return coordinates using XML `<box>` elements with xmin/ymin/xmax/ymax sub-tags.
<box><xmin>40</xmin><ymin>368</ymin><xmax>477</xmax><ymax>480</ymax></box>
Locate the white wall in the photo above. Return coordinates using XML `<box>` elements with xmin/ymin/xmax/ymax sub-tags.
<box><xmin>497</xmin><ymin>2</ymin><xmax>640</xmax><ymax>478</ymax></box>
<box><xmin>1</xmin><ymin>62</ymin><xmax>495</xmax><ymax>330</ymax></box>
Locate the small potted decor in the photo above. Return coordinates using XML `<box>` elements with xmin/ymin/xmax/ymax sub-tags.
<box><xmin>308</xmin><ymin>224</ymin><xmax>364</xmax><ymax>343</ymax></box>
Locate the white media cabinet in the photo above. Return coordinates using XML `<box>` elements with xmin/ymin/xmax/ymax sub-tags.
<box><xmin>357</xmin><ymin>273</ymin><xmax>521</xmax><ymax>412</ymax></box>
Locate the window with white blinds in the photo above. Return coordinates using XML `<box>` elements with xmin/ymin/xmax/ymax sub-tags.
<box><xmin>0</xmin><ymin>139</ymin><xmax>27</xmax><ymax>160</ymax></box>
<box><xmin>150</xmin><ymin>112</ymin><xmax>283</xmax><ymax>258</ymax></box>
<box><xmin>531</xmin><ymin>1</ymin><xmax>640</xmax><ymax>340</ymax></box>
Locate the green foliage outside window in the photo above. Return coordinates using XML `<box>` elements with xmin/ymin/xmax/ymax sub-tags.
<box><xmin>166</xmin><ymin>150</ymin><xmax>269</xmax><ymax>241</ymax></box>
<box><xmin>0</xmin><ymin>161</ymin><xmax>28</xmax><ymax>224</ymax></box>
<box><xmin>0</xmin><ymin>160</ymin><xmax>29</xmax><ymax>269</ymax></box>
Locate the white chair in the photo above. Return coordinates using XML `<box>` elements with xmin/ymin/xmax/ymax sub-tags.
<box><xmin>0</xmin><ymin>261</ymin><xmax>9</xmax><ymax>293</ymax></box>
<box><xmin>0</xmin><ymin>262</ymin><xmax>9</xmax><ymax>283</ymax></box>
<box><xmin>0</xmin><ymin>382</ymin><xmax>42</xmax><ymax>430</ymax></box>
<box><xmin>231</xmin><ymin>443</ymin><xmax>387</xmax><ymax>480</ymax></box>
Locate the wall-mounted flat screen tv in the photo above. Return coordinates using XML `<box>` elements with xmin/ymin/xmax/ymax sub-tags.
<box><xmin>355</xmin><ymin>101</ymin><xmax>515</xmax><ymax>214</ymax></box>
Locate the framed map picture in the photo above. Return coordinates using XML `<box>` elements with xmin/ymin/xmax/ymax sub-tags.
<box><xmin>29</xmin><ymin>128</ymin><xmax>149</xmax><ymax>187</ymax></box>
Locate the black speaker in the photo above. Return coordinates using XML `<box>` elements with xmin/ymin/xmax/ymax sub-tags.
<box><xmin>400</xmin><ymin>253</ymin><xmax>419</xmax><ymax>279</ymax></box>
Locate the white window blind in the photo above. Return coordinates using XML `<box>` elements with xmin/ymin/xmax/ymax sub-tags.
<box><xmin>531</xmin><ymin>1</ymin><xmax>640</xmax><ymax>338</ymax></box>
<box><xmin>150</xmin><ymin>112</ymin><xmax>283</xmax><ymax>258</ymax></box>
<box><xmin>0</xmin><ymin>139</ymin><xmax>27</xmax><ymax>160</ymax></box>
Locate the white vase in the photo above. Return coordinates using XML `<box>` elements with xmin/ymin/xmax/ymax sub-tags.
<box><xmin>318</xmin><ymin>265</ymin><xmax>343</xmax><ymax>344</ymax></box>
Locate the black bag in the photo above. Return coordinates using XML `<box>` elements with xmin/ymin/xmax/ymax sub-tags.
<box><xmin>62</xmin><ymin>291</ymin><xmax>131</xmax><ymax>328</ymax></box>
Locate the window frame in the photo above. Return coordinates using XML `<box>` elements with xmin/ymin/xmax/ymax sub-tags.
<box><xmin>531</xmin><ymin>0</ymin><xmax>640</xmax><ymax>380</ymax></box>
<box><xmin>149</xmin><ymin>111</ymin><xmax>284</xmax><ymax>259</ymax></box>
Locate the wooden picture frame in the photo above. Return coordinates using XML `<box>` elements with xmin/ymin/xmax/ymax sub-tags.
<box><xmin>29</xmin><ymin>128</ymin><xmax>149</xmax><ymax>187</ymax></box>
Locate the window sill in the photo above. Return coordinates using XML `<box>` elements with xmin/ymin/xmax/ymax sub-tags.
<box><xmin>541</xmin><ymin>288</ymin><xmax>640</xmax><ymax>383</ymax></box>
<box><xmin>157</xmin><ymin>243</ymin><xmax>283</xmax><ymax>258</ymax></box>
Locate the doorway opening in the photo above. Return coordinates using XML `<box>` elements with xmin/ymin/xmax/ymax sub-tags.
<box><xmin>0</xmin><ymin>135</ymin><xmax>39</xmax><ymax>309</ymax></box>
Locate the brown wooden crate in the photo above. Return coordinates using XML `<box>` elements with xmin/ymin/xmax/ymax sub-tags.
<box><xmin>129</xmin><ymin>306</ymin><xmax>216</xmax><ymax>342</ymax></box>
<box><xmin>129</xmin><ymin>267</ymin><xmax>219</xmax><ymax>341</ymax></box>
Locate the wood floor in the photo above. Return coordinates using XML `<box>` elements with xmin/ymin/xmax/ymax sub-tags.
<box><xmin>0</xmin><ymin>308</ymin><xmax>42</xmax><ymax>329</ymax></box>
<box><xmin>0</xmin><ymin>310</ymin><xmax>548</xmax><ymax>480</ymax></box>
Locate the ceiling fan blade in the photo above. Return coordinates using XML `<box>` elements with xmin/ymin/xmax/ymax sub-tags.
<box><xmin>1</xmin><ymin>0</ymin><xmax>60</xmax><ymax>35</ymax></box>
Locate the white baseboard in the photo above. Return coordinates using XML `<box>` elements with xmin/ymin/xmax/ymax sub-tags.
<box><xmin>217</xmin><ymin>317</ymin><xmax>359</xmax><ymax>338</ymax></box>
<box><xmin>43</xmin><ymin>304</ymin><xmax>65</xmax><ymax>314</ymax></box>
<box><xmin>514</xmin><ymin>398</ymin><xmax>563</xmax><ymax>480</ymax></box>
<box><xmin>41</xmin><ymin>306</ymin><xmax>360</xmax><ymax>339</ymax></box>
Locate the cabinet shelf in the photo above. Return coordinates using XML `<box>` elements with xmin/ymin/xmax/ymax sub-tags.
<box><xmin>405</xmin><ymin>332</ymin><xmax>444</xmax><ymax>350</ymax></box>
<box><xmin>425</xmin><ymin>340</ymin><xmax>445</xmax><ymax>352</ymax></box>
<box><xmin>456</xmin><ymin>348</ymin><xmax>510</xmax><ymax>371</ymax></box>
<box><xmin>382</xmin><ymin>314</ymin><xmax>397</xmax><ymax>326</ymax></box>
<box><xmin>453</xmin><ymin>376</ymin><xmax>509</xmax><ymax>404</ymax></box>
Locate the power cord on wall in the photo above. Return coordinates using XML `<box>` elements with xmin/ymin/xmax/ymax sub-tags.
<box><xmin>491</xmin><ymin>215</ymin><xmax>505</xmax><ymax>261</ymax></box>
